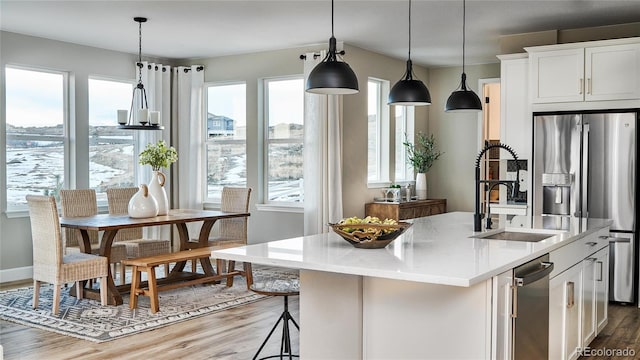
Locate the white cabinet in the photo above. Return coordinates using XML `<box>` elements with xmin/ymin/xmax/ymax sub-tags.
<box><xmin>548</xmin><ymin>227</ymin><xmax>610</xmax><ymax>360</ymax></box>
<box><xmin>549</xmin><ymin>262</ymin><xmax>583</xmax><ymax>360</ymax></box>
<box><xmin>529</xmin><ymin>48</ymin><xmax>584</xmax><ymax>103</ymax></box>
<box><xmin>492</xmin><ymin>269</ymin><xmax>514</xmax><ymax>359</ymax></box>
<box><xmin>586</xmin><ymin>44</ymin><xmax>640</xmax><ymax>101</ymax></box>
<box><xmin>594</xmin><ymin>246</ymin><xmax>609</xmax><ymax>333</ymax></box>
<box><xmin>582</xmin><ymin>245</ymin><xmax>610</xmax><ymax>348</ymax></box>
<box><xmin>498</xmin><ymin>54</ymin><xmax>531</xmax><ymax>160</ymax></box>
<box><xmin>581</xmin><ymin>256</ymin><xmax>597</xmax><ymax>346</ymax></box>
<box><xmin>528</xmin><ymin>41</ymin><xmax>640</xmax><ymax>104</ymax></box>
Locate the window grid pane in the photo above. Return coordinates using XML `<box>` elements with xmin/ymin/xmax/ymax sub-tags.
<box><xmin>367</xmin><ymin>80</ymin><xmax>381</xmax><ymax>181</ymax></box>
<box><xmin>88</xmin><ymin>78</ymin><xmax>135</xmax><ymax>203</ymax></box>
<box><xmin>206</xmin><ymin>83</ymin><xmax>247</xmax><ymax>200</ymax></box>
<box><xmin>265</xmin><ymin>77</ymin><xmax>304</xmax><ymax>203</ymax></box>
<box><xmin>5</xmin><ymin>67</ymin><xmax>66</xmax><ymax>208</ymax></box>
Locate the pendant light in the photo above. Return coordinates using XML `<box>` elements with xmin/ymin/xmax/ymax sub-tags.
<box><xmin>388</xmin><ymin>0</ymin><xmax>431</xmax><ymax>106</ymax></box>
<box><xmin>305</xmin><ymin>0</ymin><xmax>359</xmax><ymax>95</ymax></box>
<box><xmin>118</xmin><ymin>17</ymin><xmax>163</xmax><ymax>130</ymax></box>
<box><xmin>445</xmin><ymin>0</ymin><xmax>482</xmax><ymax>112</ymax></box>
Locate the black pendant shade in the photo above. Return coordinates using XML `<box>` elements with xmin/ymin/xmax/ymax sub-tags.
<box><xmin>388</xmin><ymin>0</ymin><xmax>430</xmax><ymax>106</ymax></box>
<box><xmin>306</xmin><ymin>38</ymin><xmax>359</xmax><ymax>94</ymax></box>
<box><xmin>305</xmin><ymin>0</ymin><xmax>359</xmax><ymax>95</ymax></box>
<box><xmin>445</xmin><ymin>0</ymin><xmax>482</xmax><ymax>112</ymax></box>
<box><xmin>445</xmin><ymin>73</ymin><xmax>482</xmax><ymax>112</ymax></box>
<box><xmin>388</xmin><ymin>60</ymin><xmax>431</xmax><ymax>106</ymax></box>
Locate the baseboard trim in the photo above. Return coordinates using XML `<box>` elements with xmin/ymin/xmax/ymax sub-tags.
<box><xmin>0</xmin><ymin>266</ymin><xmax>32</xmax><ymax>283</ymax></box>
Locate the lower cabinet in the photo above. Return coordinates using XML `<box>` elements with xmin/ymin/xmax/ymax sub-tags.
<box><xmin>549</xmin><ymin>263</ymin><xmax>583</xmax><ymax>360</ymax></box>
<box><xmin>594</xmin><ymin>247</ymin><xmax>609</xmax><ymax>333</ymax></box>
<box><xmin>549</xmin><ymin>229</ymin><xmax>610</xmax><ymax>360</ymax></box>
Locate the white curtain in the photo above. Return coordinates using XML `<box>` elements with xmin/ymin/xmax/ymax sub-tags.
<box><xmin>135</xmin><ymin>62</ymin><xmax>171</xmax><ymax>240</ymax></box>
<box><xmin>303</xmin><ymin>52</ymin><xmax>344</xmax><ymax>235</ymax></box>
<box><xmin>172</xmin><ymin>65</ymin><xmax>205</xmax><ymax>214</ymax></box>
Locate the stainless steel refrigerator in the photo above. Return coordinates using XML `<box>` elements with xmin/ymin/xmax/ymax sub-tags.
<box><xmin>532</xmin><ymin>110</ymin><xmax>638</xmax><ymax>304</ymax></box>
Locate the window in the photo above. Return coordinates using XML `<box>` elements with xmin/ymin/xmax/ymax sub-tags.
<box><xmin>367</xmin><ymin>78</ymin><xmax>390</xmax><ymax>185</ymax></box>
<box><xmin>394</xmin><ymin>106</ymin><xmax>415</xmax><ymax>182</ymax></box>
<box><xmin>264</xmin><ymin>77</ymin><xmax>304</xmax><ymax>204</ymax></box>
<box><xmin>5</xmin><ymin>66</ymin><xmax>67</xmax><ymax>210</ymax></box>
<box><xmin>206</xmin><ymin>82</ymin><xmax>247</xmax><ymax>201</ymax></box>
<box><xmin>88</xmin><ymin>78</ymin><xmax>136</xmax><ymax>203</ymax></box>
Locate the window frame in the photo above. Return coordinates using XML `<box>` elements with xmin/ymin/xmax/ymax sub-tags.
<box><xmin>203</xmin><ymin>80</ymin><xmax>248</xmax><ymax>204</ymax></box>
<box><xmin>262</xmin><ymin>75</ymin><xmax>304</xmax><ymax>207</ymax></box>
<box><xmin>4</xmin><ymin>65</ymin><xmax>70</xmax><ymax>213</ymax></box>
<box><xmin>367</xmin><ymin>77</ymin><xmax>391</xmax><ymax>188</ymax></box>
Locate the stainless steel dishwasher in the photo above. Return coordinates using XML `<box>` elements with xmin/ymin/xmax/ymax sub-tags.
<box><xmin>512</xmin><ymin>254</ymin><xmax>554</xmax><ymax>360</ymax></box>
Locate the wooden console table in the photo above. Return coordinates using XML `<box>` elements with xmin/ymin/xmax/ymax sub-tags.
<box><xmin>365</xmin><ymin>199</ymin><xmax>446</xmax><ymax>221</ymax></box>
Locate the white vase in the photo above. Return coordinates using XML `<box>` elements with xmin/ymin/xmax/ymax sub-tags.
<box><xmin>128</xmin><ymin>184</ymin><xmax>158</xmax><ymax>218</ymax></box>
<box><xmin>416</xmin><ymin>173</ymin><xmax>427</xmax><ymax>200</ymax></box>
<box><xmin>148</xmin><ymin>171</ymin><xmax>169</xmax><ymax>215</ymax></box>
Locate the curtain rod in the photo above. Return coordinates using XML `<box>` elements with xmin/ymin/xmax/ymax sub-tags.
<box><xmin>134</xmin><ymin>63</ymin><xmax>204</xmax><ymax>73</ymax></box>
<box><xmin>299</xmin><ymin>50</ymin><xmax>345</xmax><ymax>60</ymax></box>
<box><xmin>183</xmin><ymin>66</ymin><xmax>204</xmax><ymax>73</ymax></box>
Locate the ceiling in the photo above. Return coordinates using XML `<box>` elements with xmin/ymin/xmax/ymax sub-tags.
<box><xmin>1</xmin><ymin>1</ymin><xmax>639</xmax><ymax>67</ymax></box>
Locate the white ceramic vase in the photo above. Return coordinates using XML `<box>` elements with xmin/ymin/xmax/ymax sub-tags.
<box><xmin>148</xmin><ymin>171</ymin><xmax>169</xmax><ymax>215</ymax></box>
<box><xmin>415</xmin><ymin>173</ymin><xmax>427</xmax><ymax>200</ymax></box>
<box><xmin>128</xmin><ymin>184</ymin><xmax>158</xmax><ymax>218</ymax></box>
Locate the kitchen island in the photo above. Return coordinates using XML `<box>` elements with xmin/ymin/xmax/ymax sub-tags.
<box><xmin>213</xmin><ymin>212</ymin><xmax>611</xmax><ymax>359</ymax></box>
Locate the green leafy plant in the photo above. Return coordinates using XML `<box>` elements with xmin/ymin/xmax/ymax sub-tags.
<box><xmin>139</xmin><ymin>140</ymin><xmax>178</xmax><ymax>171</ymax></box>
<box><xmin>403</xmin><ymin>132</ymin><xmax>443</xmax><ymax>174</ymax></box>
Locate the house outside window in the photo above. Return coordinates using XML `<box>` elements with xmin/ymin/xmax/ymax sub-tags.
<box><xmin>367</xmin><ymin>78</ymin><xmax>390</xmax><ymax>186</ymax></box>
<box><xmin>205</xmin><ymin>82</ymin><xmax>247</xmax><ymax>201</ymax></box>
<box><xmin>264</xmin><ymin>76</ymin><xmax>304</xmax><ymax>204</ymax></box>
<box><xmin>88</xmin><ymin>77</ymin><xmax>136</xmax><ymax>203</ymax></box>
<box><xmin>4</xmin><ymin>66</ymin><xmax>68</xmax><ymax>210</ymax></box>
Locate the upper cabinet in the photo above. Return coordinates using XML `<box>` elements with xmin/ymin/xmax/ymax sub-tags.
<box><xmin>498</xmin><ymin>54</ymin><xmax>530</xmax><ymax>160</ymax></box>
<box><xmin>527</xmin><ymin>40</ymin><xmax>640</xmax><ymax>104</ymax></box>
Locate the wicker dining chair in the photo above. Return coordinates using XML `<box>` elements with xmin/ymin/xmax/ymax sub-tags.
<box><xmin>26</xmin><ymin>195</ymin><xmax>108</xmax><ymax>316</ymax></box>
<box><xmin>106</xmin><ymin>187</ymin><xmax>171</xmax><ymax>276</ymax></box>
<box><xmin>244</xmin><ymin>263</ymin><xmax>300</xmax><ymax>359</ymax></box>
<box><xmin>194</xmin><ymin>187</ymin><xmax>251</xmax><ymax>286</ymax></box>
<box><xmin>59</xmin><ymin>189</ymin><xmax>128</xmax><ymax>285</ymax></box>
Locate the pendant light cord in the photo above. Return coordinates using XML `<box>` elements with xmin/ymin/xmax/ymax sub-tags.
<box><xmin>138</xmin><ymin>20</ymin><xmax>143</xmax><ymax>85</ymax></box>
<box><xmin>331</xmin><ymin>0</ymin><xmax>335</xmax><ymax>38</ymax></box>
<box><xmin>408</xmin><ymin>0</ymin><xmax>412</xmax><ymax>61</ymax></box>
<box><xmin>462</xmin><ymin>0</ymin><xmax>466</xmax><ymax>73</ymax></box>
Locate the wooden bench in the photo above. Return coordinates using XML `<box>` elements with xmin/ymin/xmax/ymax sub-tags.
<box><xmin>121</xmin><ymin>247</ymin><xmax>242</xmax><ymax>313</ymax></box>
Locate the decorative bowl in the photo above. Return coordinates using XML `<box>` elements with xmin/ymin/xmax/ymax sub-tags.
<box><xmin>329</xmin><ymin>222</ymin><xmax>412</xmax><ymax>249</ymax></box>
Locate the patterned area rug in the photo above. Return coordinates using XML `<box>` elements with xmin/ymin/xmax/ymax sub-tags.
<box><xmin>0</xmin><ymin>267</ymin><xmax>297</xmax><ymax>343</ymax></box>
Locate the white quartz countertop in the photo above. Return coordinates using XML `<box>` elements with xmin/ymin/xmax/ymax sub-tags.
<box><xmin>213</xmin><ymin>212</ymin><xmax>611</xmax><ymax>287</ymax></box>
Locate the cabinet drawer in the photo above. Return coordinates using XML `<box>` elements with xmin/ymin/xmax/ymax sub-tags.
<box><xmin>550</xmin><ymin>236</ymin><xmax>587</xmax><ymax>279</ymax></box>
<box><xmin>550</xmin><ymin>227</ymin><xmax>610</xmax><ymax>279</ymax></box>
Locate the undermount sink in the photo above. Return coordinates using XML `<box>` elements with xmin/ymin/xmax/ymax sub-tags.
<box><xmin>473</xmin><ymin>230</ymin><xmax>555</xmax><ymax>242</ymax></box>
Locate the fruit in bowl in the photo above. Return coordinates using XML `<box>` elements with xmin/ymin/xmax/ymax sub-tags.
<box><xmin>330</xmin><ymin>216</ymin><xmax>412</xmax><ymax>249</ymax></box>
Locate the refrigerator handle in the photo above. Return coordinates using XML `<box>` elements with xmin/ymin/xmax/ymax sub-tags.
<box><xmin>581</xmin><ymin>123</ymin><xmax>590</xmax><ymax>219</ymax></box>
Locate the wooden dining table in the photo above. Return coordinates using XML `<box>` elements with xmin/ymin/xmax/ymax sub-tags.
<box><xmin>60</xmin><ymin>209</ymin><xmax>250</xmax><ymax>305</ymax></box>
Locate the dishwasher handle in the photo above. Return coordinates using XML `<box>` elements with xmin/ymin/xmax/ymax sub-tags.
<box><xmin>515</xmin><ymin>262</ymin><xmax>554</xmax><ymax>286</ymax></box>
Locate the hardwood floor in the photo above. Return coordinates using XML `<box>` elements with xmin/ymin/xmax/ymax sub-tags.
<box><xmin>0</xmin><ymin>279</ymin><xmax>299</xmax><ymax>360</ymax></box>
<box><xmin>2</xmin><ymin>278</ymin><xmax>638</xmax><ymax>360</ymax></box>
<box><xmin>579</xmin><ymin>303</ymin><xmax>640</xmax><ymax>360</ymax></box>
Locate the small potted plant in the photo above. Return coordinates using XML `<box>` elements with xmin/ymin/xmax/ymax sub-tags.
<box><xmin>138</xmin><ymin>140</ymin><xmax>177</xmax><ymax>215</ymax></box>
<box><xmin>403</xmin><ymin>133</ymin><xmax>443</xmax><ymax>200</ymax></box>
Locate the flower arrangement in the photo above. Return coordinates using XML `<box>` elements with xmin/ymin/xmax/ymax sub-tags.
<box><xmin>139</xmin><ymin>140</ymin><xmax>178</xmax><ymax>171</ymax></box>
<box><xmin>403</xmin><ymin>132</ymin><xmax>443</xmax><ymax>174</ymax></box>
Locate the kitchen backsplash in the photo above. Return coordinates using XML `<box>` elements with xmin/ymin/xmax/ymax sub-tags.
<box><xmin>507</xmin><ymin>159</ymin><xmax>527</xmax><ymax>203</ymax></box>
